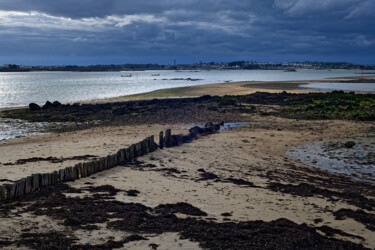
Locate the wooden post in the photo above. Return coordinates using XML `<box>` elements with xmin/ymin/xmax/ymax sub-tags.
<box><xmin>125</xmin><ymin>147</ymin><xmax>130</xmax><ymax>162</ymax></box>
<box><xmin>89</xmin><ymin>161</ymin><xmax>95</xmax><ymax>174</ymax></box>
<box><xmin>6</xmin><ymin>184</ymin><xmax>16</xmax><ymax>199</ymax></box>
<box><xmin>165</xmin><ymin>129</ymin><xmax>172</xmax><ymax>148</ymax></box>
<box><xmin>86</xmin><ymin>162</ymin><xmax>92</xmax><ymax>176</ymax></box>
<box><xmin>48</xmin><ymin>172</ymin><xmax>54</xmax><ymax>185</ymax></box>
<box><xmin>159</xmin><ymin>131</ymin><xmax>164</xmax><ymax>149</ymax></box>
<box><xmin>150</xmin><ymin>135</ymin><xmax>155</xmax><ymax>152</ymax></box>
<box><xmin>48</xmin><ymin>173</ymin><xmax>53</xmax><ymax>185</ymax></box>
<box><xmin>112</xmin><ymin>154</ymin><xmax>118</xmax><ymax>167</ymax></box>
<box><xmin>0</xmin><ymin>185</ymin><xmax>6</xmax><ymax>200</ymax></box>
<box><xmin>64</xmin><ymin>167</ymin><xmax>72</xmax><ymax>181</ymax></box>
<box><xmin>59</xmin><ymin>169</ymin><xmax>65</xmax><ymax>182</ymax></box>
<box><xmin>73</xmin><ymin>165</ymin><xmax>79</xmax><ymax>179</ymax></box>
<box><xmin>93</xmin><ymin>161</ymin><xmax>99</xmax><ymax>174</ymax></box>
<box><xmin>129</xmin><ymin>145</ymin><xmax>135</xmax><ymax>160</ymax></box>
<box><xmin>83</xmin><ymin>162</ymin><xmax>89</xmax><ymax>177</ymax></box>
<box><xmin>100</xmin><ymin>158</ymin><xmax>106</xmax><ymax>171</ymax></box>
<box><xmin>105</xmin><ymin>156</ymin><xmax>111</xmax><ymax>169</ymax></box>
<box><xmin>120</xmin><ymin>149</ymin><xmax>125</xmax><ymax>163</ymax></box>
<box><xmin>41</xmin><ymin>173</ymin><xmax>48</xmax><ymax>186</ymax></box>
<box><xmin>25</xmin><ymin>176</ymin><xmax>32</xmax><ymax>193</ymax></box>
<box><xmin>32</xmin><ymin>174</ymin><xmax>40</xmax><ymax>191</ymax></box>
<box><xmin>141</xmin><ymin>139</ymin><xmax>147</xmax><ymax>155</ymax></box>
<box><xmin>138</xmin><ymin>142</ymin><xmax>143</xmax><ymax>157</ymax></box>
<box><xmin>117</xmin><ymin>150</ymin><xmax>122</xmax><ymax>164</ymax></box>
<box><xmin>53</xmin><ymin>171</ymin><xmax>59</xmax><ymax>184</ymax></box>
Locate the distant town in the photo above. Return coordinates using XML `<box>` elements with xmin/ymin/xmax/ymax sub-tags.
<box><xmin>1</xmin><ymin>61</ymin><xmax>374</xmax><ymax>72</ymax></box>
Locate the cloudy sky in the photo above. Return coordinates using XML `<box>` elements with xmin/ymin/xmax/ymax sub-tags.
<box><xmin>0</xmin><ymin>0</ymin><xmax>374</xmax><ymax>65</ymax></box>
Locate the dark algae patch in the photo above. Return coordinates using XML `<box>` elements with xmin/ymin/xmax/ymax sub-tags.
<box><xmin>0</xmin><ymin>183</ymin><xmax>367</xmax><ymax>249</ymax></box>
<box><xmin>334</xmin><ymin>209</ymin><xmax>375</xmax><ymax>231</ymax></box>
<box><xmin>154</xmin><ymin>202</ymin><xmax>207</xmax><ymax>216</ymax></box>
<box><xmin>4</xmin><ymin>155</ymin><xmax>97</xmax><ymax>165</ymax></box>
<box><xmin>2</xmin><ymin>92</ymin><xmax>374</xmax><ymax>126</ymax></box>
<box><xmin>268</xmin><ymin>182</ymin><xmax>375</xmax><ymax>211</ymax></box>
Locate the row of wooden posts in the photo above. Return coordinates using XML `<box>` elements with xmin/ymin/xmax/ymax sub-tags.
<box><xmin>0</xmin><ymin>129</ymin><xmax>173</xmax><ymax>201</ymax></box>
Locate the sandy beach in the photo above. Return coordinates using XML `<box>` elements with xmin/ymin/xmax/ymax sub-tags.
<box><xmin>1</xmin><ymin>80</ymin><xmax>375</xmax><ymax>249</ymax></box>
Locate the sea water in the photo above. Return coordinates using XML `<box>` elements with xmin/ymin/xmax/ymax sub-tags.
<box><xmin>300</xmin><ymin>82</ymin><xmax>375</xmax><ymax>92</ymax></box>
<box><xmin>0</xmin><ymin>69</ymin><xmax>368</xmax><ymax>108</ymax></box>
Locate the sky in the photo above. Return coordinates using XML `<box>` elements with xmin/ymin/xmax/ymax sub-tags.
<box><xmin>0</xmin><ymin>0</ymin><xmax>374</xmax><ymax>65</ymax></box>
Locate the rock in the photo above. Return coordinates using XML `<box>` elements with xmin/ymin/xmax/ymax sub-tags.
<box><xmin>344</xmin><ymin>141</ymin><xmax>356</xmax><ymax>148</ymax></box>
<box><xmin>171</xmin><ymin>134</ymin><xmax>183</xmax><ymax>146</ymax></box>
<box><xmin>52</xmin><ymin>101</ymin><xmax>62</xmax><ymax>107</ymax></box>
<box><xmin>204</xmin><ymin>122</ymin><xmax>214</xmax><ymax>128</ymax></box>
<box><xmin>42</xmin><ymin>101</ymin><xmax>53</xmax><ymax>110</ymax></box>
<box><xmin>29</xmin><ymin>103</ymin><xmax>41</xmax><ymax>111</ymax></box>
<box><xmin>189</xmin><ymin>126</ymin><xmax>204</xmax><ymax>136</ymax></box>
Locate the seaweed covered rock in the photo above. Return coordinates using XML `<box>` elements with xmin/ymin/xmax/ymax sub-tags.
<box><xmin>42</xmin><ymin>101</ymin><xmax>53</xmax><ymax>110</ymax></box>
<box><xmin>29</xmin><ymin>103</ymin><xmax>41</xmax><ymax>111</ymax></box>
<box><xmin>344</xmin><ymin>141</ymin><xmax>356</xmax><ymax>148</ymax></box>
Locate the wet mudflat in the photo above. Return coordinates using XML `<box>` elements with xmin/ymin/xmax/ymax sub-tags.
<box><xmin>287</xmin><ymin>136</ymin><xmax>375</xmax><ymax>184</ymax></box>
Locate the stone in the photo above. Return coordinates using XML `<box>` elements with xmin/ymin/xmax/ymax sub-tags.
<box><xmin>42</xmin><ymin>101</ymin><xmax>53</xmax><ymax>110</ymax></box>
<box><xmin>52</xmin><ymin>101</ymin><xmax>62</xmax><ymax>107</ymax></box>
<box><xmin>344</xmin><ymin>141</ymin><xmax>356</xmax><ymax>148</ymax></box>
<box><xmin>29</xmin><ymin>103</ymin><xmax>41</xmax><ymax>111</ymax></box>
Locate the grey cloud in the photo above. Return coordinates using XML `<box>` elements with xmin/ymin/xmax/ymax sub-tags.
<box><xmin>0</xmin><ymin>0</ymin><xmax>373</xmax><ymax>64</ymax></box>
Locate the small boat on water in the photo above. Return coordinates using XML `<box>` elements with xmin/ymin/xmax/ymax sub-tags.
<box><xmin>151</xmin><ymin>74</ymin><xmax>160</xmax><ymax>76</ymax></box>
<box><xmin>121</xmin><ymin>74</ymin><xmax>132</xmax><ymax>77</ymax></box>
<box><xmin>284</xmin><ymin>69</ymin><xmax>296</xmax><ymax>72</ymax></box>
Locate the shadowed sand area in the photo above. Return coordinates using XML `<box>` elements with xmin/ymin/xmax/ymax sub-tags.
<box><xmin>1</xmin><ymin>78</ymin><xmax>375</xmax><ymax>249</ymax></box>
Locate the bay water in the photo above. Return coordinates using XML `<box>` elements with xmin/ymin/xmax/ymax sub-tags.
<box><xmin>0</xmin><ymin>69</ymin><xmax>369</xmax><ymax>108</ymax></box>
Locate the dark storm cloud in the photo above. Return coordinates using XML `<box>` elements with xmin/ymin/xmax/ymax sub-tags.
<box><xmin>0</xmin><ymin>0</ymin><xmax>374</xmax><ymax>64</ymax></box>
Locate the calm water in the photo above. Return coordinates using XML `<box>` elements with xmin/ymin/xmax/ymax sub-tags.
<box><xmin>300</xmin><ymin>82</ymin><xmax>375</xmax><ymax>92</ymax></box>
<box><xmin>0</xmin><ymin>69</ymin><xmax>366</xmax><ymax>108</ymax></box>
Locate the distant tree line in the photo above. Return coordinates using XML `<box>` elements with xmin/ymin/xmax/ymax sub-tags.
<box><xmin>0</xmin><ymin>61</ymin><xmax>374</xmax><ymax>72</ymax></box>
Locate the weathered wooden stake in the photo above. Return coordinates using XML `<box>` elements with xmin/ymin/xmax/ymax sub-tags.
<box><xmin>112</xmin><ymin>154</ymin><xmax>118</xmax><ymax>167</ymax></box>
<box><xmin>15</xmin><ymin>178</ymin><xmax>26</xmax><ymax>197</ymax></box>
<box><xmin>41</xmin><ymin>173</ymin><xmax>48</xmax><ymax>186</ymax></box>
<box><xmin>159</xmin><ymin>131</ymin><xmax>164</xmax><ymax>149</ymax></box>
<box><xmin>6</xmin><ymin>184</ymin><xmax>16</xmax><ymax>199</ymax></box>
<box><xmin>0</xmin><ymin>185</ymin><xmax>6</xmax><ymax>200</ymax></box>
<box><xmin>165</xmin><ymin>129</ymin><xmax>172</xmax><ymax>148</ymax></box>
<box><xmin>129</xmin><ymin>145</ymin><xmax>135</xmax><ymax>159</ymax></box>
<box><xmin>150</xmin><ymin>135</ymin><xmax>155</xmax><ymax>152</ymax></box>
<box><xmin>32</xmin><ymin>174</ymin><xmax>40</xmax><ymax>191</ymax></box>
<box><xmin>100</xmin><ymin>158</ymin><xmax>106</xmax><ymax>171</ymax></box>
<box><xmin>73</xmin><ymin>165</ymin><xmax>79</xmax><ymax>179</ymax></box>
<box><xmin>25</xmin><ymin>176</ymin><xmax>32</xmax><ymax>194</ymax></box>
